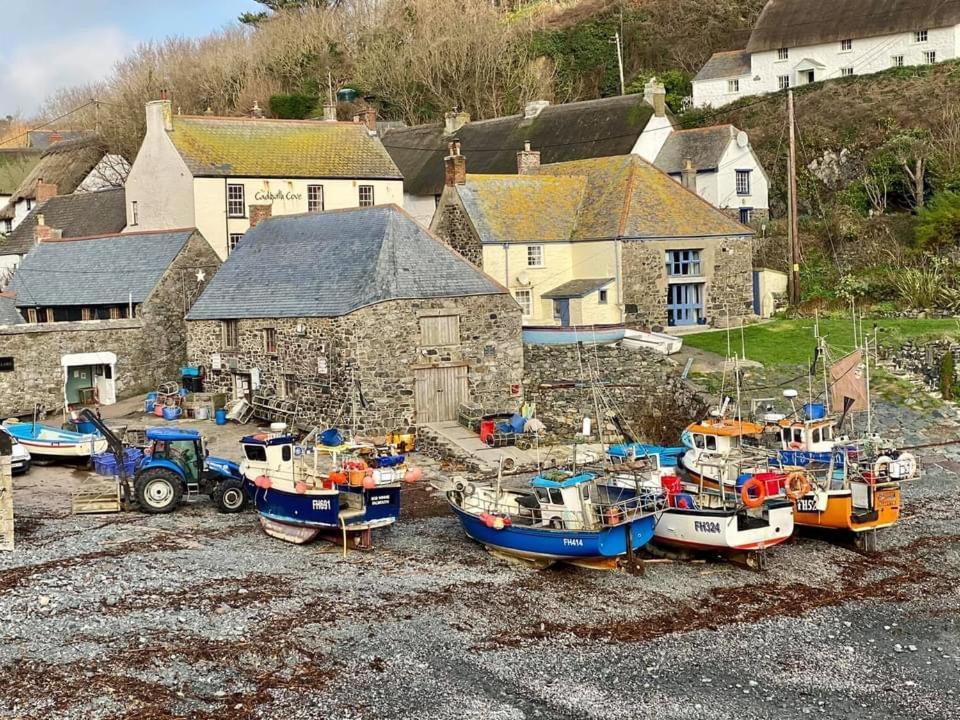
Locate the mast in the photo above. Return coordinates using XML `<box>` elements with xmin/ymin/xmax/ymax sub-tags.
<box><xmin>787</xmin><ymin>90</ymin><xmax>801</xmax><ymax>306</ymax></box>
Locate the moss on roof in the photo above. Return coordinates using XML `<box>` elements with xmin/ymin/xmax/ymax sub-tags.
<box><xmin>0</xmin><ymin>149</ymin><xmax>42</xmax><ymax>196</ymax></box>
<box><xmin>169</xmin><ymin>117</ymin><xmax>402</xmax><ymax>179</ymax></box>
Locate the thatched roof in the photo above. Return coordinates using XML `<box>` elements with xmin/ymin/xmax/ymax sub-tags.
<box><xmin>7</xmin><ymin>135</ymin><xmax>109</xmax><ymax>205</ymax></box>
<box><xmin>0</xmin><ymin>149</ymin><xmax>42</xmax><ymax>196</ymax></box>
<box><xmin>746</xmin><ymin>0</ymin><xmax>960</xmax><ymax>53</ymax></box>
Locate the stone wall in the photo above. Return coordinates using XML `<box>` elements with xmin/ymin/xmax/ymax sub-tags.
<box><xmin>522</xmin><ymin>343</ymin><xmax>694</xmax><ymax>443</ymax></box>
<box><xmin>620</xmin><ymin>242</ymin><xmax>665</xmax><ymax>326</ymax></box>
<box><xmin>187</xmin><ymin>293</ymin><xmax>523</xmax><ymax>434</ymax></box>
<box><xmin>704</xmin><ymin>236</ymin><xmax>754</xmax><ymax>326</ymax></box>
<box><xmin>430</xmin><ymin>199</ymin><xmax>483</xmax><ymax>269</ymax></box>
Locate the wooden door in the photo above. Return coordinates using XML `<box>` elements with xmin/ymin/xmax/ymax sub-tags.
<box><xmin>415</xmin><ymin>365</ymin><xmax>468</xmax><ymax>424</ymax></box>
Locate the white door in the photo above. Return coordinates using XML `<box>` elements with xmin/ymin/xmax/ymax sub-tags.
<box><xmin>94</xmin><ymin>364</ymin><xmax>117</xmax><ymax>405</ymax></box>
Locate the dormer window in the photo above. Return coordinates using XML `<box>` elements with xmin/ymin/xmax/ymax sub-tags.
<box><xmin>914</xmin><ymin>29</ymin><xmax>928</xmax><ymax>42</ymax></box>
<box><xmin>777</xmin><ymin>47</ymin><xmax>789</xmax><ymax>61</ymax></box>
<box><xmin>840</xmin><ymin>38</ymin><xmax>852</xmax><ymax>51</ymax></box>
<box><xmin>727</xmin><ymin>79</ymin><xmax>740</xmax><ymax>93</ymax></box>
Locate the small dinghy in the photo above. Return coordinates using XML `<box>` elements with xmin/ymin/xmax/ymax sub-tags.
<box><xmin>3</xmin><ymin>420</ymin><xmax>107</xmax><ymax>458</ymax></box>
<box><xmin>621</xmin><ymin>329</ymin><xmax>682</xmax><ymax>355</ymax></box>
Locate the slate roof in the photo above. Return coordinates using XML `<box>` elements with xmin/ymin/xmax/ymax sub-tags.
<box><xmin>694</xmin><ymin>50</ymin><xmax>751</xmax><ymax>81</ymax></box>
<box><xmin>10</xmin><ymin>229</ymin><xmax>195</xmax><ymax>308</ymax></box>
<box><xmin>747</xmin><ymin>0</ymin><xmax>960</xmax><ymax>53</ymax></box>
<box><xmin>381</xmin><ymin>94</ymin><xmax>656</xmax><ymax>197</ymax></box>
<box><xmin>186</xmin><ymin>205</ymin><xmax>506</xmax><ymax>320</ymax></box>
<box><xmin>0</xmin><ymin>149</ymin><xmax>42</xmax><ymax>196</ymax></box>
<box><xmin>0</xmin><ymin>294</ymin><xmax>23</xmax><ymax>325</ymax></box>
<box><xmin>654</xmin><ymin>125</ymin><xmax>737</xmax><ymax>174</ymax></box>
<box><xmin>1</xmin><ymin>188</ymin><xmax>127</xmax><ymax>256</ymax></box>
<box><xmin>27</xmin><ymin>131</ymin><xmax>88</xmax><ymax>150</ymax></box>
<box><xmin>167</xmin><ymin>116</ymin><xmax>402</xmax><ymax>179</ymax></box>
<box><xmin>457</xmin><ymin>155</ymin><xmax>751</xmax><ymax>242</ymax></box>
<box><xmin>542</xmin><ymin>278</ymin><xmax>614</xmax><ymax>299</ymax></box>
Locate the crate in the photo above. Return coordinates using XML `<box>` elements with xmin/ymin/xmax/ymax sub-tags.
<box><xmin>72</xmin><ymin>474</ymin><xmax>121</xmax><ymax>514</ymax></box>
<box><xmin>457</xmin><ymin>402</ymin><xmax>483</xmax><ymax>431</ymax></box>
<box><xmin>92</xmin><ymin>449</ymin><xmax>143</xmax><ymax>478</ymax></box>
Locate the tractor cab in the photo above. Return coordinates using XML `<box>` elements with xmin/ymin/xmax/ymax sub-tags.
<box><xmin>143</xmin><ymin>427</ymin><xmax>206</xmax><ymax>484</ymax></box>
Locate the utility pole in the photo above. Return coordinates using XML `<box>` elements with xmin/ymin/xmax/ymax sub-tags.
<box><xmin>611</xmin><ymin>32</ymin><xmax>625</xmax><ymax>96</ymax></box>
<box><xmin>787</xmin><ymin>89</ymin><xmax>801</xmax><ymax>305</ymax></box>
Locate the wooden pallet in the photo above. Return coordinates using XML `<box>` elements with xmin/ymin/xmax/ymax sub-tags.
<box><xmin>0</xmin><ymin>456</ymin><xmax>13</xmax><ymax>551</ymax></box>
<box><xmin>72</xmin><ymin>474</ymin><xmax>121</xmax><ymax>514</ymax></box>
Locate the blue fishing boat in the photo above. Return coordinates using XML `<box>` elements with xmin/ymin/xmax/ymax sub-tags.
<box><xmin>2</xmin><ymin>420</ymin><xmax>107</xmax><ymax>459</ymax></box>
<box><xmin>446</xmin><ymin>470</ymin><xmax>664</xmax><ymax>565</ymax></box>
<box><xmin>607</xmin><ymin>443</ymin><xmax>686</xmax><ymax>468</ymax></box>
<box><xmin>239</xmin><ymin>431</ymin><xmax>404</xmax><ymax>545</ymax></box>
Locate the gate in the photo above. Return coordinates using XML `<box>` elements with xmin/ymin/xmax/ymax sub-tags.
<box><xmin>415</xmin><ymin>365</ymin><xmax>468</xmax><ymax>423</ymax></box>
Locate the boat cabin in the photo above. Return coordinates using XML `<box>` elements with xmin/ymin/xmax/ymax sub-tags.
<box><xmin>239</xmin><ymin>432</ymin><xmax>296</xmax><ymax>481</ymax></box>
<box><xmin>684</xmin><ymin>419</ymin><xmax>764</xmax><ymax>454</ymax></box>
<box><xmin>527</xmin><ymin>473</ymin><xmax>597</xmax><ymax>530</ymax></box>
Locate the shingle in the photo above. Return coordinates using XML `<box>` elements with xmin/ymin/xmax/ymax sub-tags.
<box><xmin>186</xmin><ymin>206</ymin><xmax>505</xmax><ymax>320</ymax></box>
<box><xmin>0</xmin><ymin>294</ymin><xmax>23</xmax><ymax>325</ymax></box>
<box><xmin>542</xmin><ymin>278</ymin><xmax>614</xmax><ymax>299</ymax></box>
<box><xmin>169</xmin><ymin>117</ymin><xmax>402</xmax><ymax>179</ymax></box>
<box><xmin>654</xmin><ymin>126</ymin><xmax>736</xmax><ymax>174</ymax></box>
<box><xmin>381</xmin><ymin>94</ymin><xmax>655</xmax><ymax>197</ymax></box>
<box><xmin>694</xmin><ymin>50</ymin><xmax>751</xmax><ymax>81</ymax></box>
<box><xmin>10</xmin><ymin>229</ymin><xmax>195</xmax><ymax>307</ymax></box>
<box><xmin>1</xmin><ymin>188</ymin><xmax>127</xmax><ymax>256</ymax></box>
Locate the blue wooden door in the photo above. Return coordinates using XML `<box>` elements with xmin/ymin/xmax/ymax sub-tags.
<box><xmin>752</xmin><ymin>271</ymin><xmax>761</xmax><ymax>315</ymax></box>
<box><xmin>667</xmin><ymin>284</ymin><xmax>703</xmax><ymax>326</ymax></box>
<box><xmin>553</xmin><ymin>299</ymin><xmax>570</xmax><ymax>327</ymax></box>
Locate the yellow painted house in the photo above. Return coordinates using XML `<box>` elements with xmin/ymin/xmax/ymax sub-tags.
<box><xmin>431</xmin><ymin>147</ymin><xmax>755</xmax><ymax>336</ymax></box>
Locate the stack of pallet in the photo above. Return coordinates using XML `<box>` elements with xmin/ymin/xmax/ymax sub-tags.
<box><xmin>72</xmin><ymin>473</ymin><xmax>121</xmax><ymax>514</ymax></box>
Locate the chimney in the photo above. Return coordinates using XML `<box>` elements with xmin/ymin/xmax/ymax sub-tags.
<box><xmin>145</xmin><ymin>98</ymin><xmax>173</xmax><ymax>134</ymax></box>
<box><xmin>34</xmin><ymin>214</ymin><xmax>61</xmax><ymax>243</ymax></box>
<box><xmin>250</xmin><ymin>101</ymin><xmax>264</xmax><ymax>119</ymax></box>
<box><xmin>523</xmin><ymin>100</ymin><xmax>550</xmax><ymax>119</ymax></box>
<box><xmin>352</xmin><ymin>114</ymin><xmax>361</xmax><ymax>124</ymax></box>
<box><xmin>48</xmin><ymin>131</ymin><xmax>62</xmax><ymax>145</ymax></box>
<box><xmin>444</xmin><ymin>141</ymin><xmax>466</xmax><ymax>186</ymax></box>
<box><xmin>681</xmin><ymin>157</ymin><xmax>696</xmax><ymax>190</ymax></box>
<box><xmin>516</xmin><ymin>141</ymin><xmax>541</xmax><ymax>175</ymax></box>
<box><xmin>363</xmin><ymin>107</ymin><xmax>378</xmax><ymax>134</ymax></box>
<box><xmin>35</xmin><ymin>179</ymin><xmax>58</xmax><ymax>206</ymax></box>
<box><xmin>248</xmin><ymin>203</ymin><xmax>272</xmax><ymax>228</ymax></box>
<box><xmin>644</xmin><ymin>77</ymin><xmax>667</xmax><ymax>117</ymax></box>
<box><xmin>444</xmin><ymin>108</ymin><xmax>471</xmax><ymax>135</ymax></box>
<box><xmin>322</xmin><ymin>102</ymin><xmax>337</xmax><ymax>122</ymax></box>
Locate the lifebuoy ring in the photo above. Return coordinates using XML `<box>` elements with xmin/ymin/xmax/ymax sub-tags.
<box><xmin>784</xmin><ymin>471</ymin><xmax>811</xmax><ymax>500</ymax></box>
<box><xmin>740</xmin><ymin>477</ymin><xmax>767</xmax><ymax>508</ymax></box>
<box><xmin>788</xmin><ymin>441</ymin><xmax>803</xmax><ymax>450</ymax></box>
<box><xmin>889</xmin><ymin>452</ymin><xmax>917</xmax><ymax>480</ymax></box>
<box><xmin>463</xmin><ymin>483</ymin><xmax>476</xmax><ymax>498</ymax></box>
<box><xmin>873</xmin><ymin>455</ymin><xmax>893</xmax><ymax>479</ymax></box>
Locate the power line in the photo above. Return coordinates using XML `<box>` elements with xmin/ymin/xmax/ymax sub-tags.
<box><xmin>0</xmin><ymin>100</ymin><xmax>102</xmax><ymax>148</ymax></box>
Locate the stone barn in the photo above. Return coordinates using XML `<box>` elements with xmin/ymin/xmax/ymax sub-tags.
<box><xmin>185</xmin><ymin>205</ymin><xmax>523</xmax><ymax>433</ymax></box>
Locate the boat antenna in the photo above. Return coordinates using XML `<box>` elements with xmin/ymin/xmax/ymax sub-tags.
<box><xmin>865</xmin><ymin>326</ymin><xmax>873</xmax><ymax>435</ymax></box>
<box><xmin>734</xmin><ymin>353</ymin><xmax>743</xmax><ymax>449</ymax></box>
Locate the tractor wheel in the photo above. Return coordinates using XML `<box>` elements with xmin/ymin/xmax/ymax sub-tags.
<box><xmin>213</xmin><ymin>478</ymin><xmax>248</xmax><ymax>514</ymax></box>
<box><xmin>134</xmin><ymin>468</ymin><xmax>183</xmax><ymax>514</ymax></box>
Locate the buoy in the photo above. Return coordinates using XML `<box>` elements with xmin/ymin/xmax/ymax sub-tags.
<box><xmin>255</xmin><ymin>475</ymin><xmax>272</xmax><ymax>489</ymax></box>
<box><xmin>784</xmin><ymin>471</ymin><xmax>811</xmax><ymax>500</ymax></box>
<box><xmin>404</xmin><ymin>467</ymin><xmax>422</xmax><ymax>484</ymax></box>
<box><xmin>492</xmin><ymin>516</ymin><xmax>505</xmax><ymax>530</ymax></box>
<box><xmin>362</xmin><ymin>475</ymin><xmax>377</xmax><ymax>490</ymax></box>
<box><xmin>294</xmin><ymin>481</ymin><xmax>307</xmax><ymax>494</ymax></box>
<box><xmin>740</xmin><ymin>477</ymin><xmax>766</xmax><ymax>508</ymax></box>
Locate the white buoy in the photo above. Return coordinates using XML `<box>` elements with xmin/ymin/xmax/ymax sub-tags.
<box><xmin>270</xmin><ymin>422</ymin><xmax>288</xmax><ymax>433</ymax></box>
<box><xmin>582</xmin><ymin>417</ymin><xmax>592</xmax><ymax>437</ymax></box>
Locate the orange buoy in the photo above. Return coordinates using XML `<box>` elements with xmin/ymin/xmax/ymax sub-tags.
<box><xmin>255</xmin><ymin>475</ymin><xmax>272</xmax><ymax>489</ymax></box>
<box><xmin>404</xmin><ymin>467</ymin><xmax>422</xmax><ymax>484</ymax></box>
<box><xmin>784</xmin><ymin>471</ymin><xmax>811</xmax><ymax>500</ymax></box>
<box><xmin>740</xmin><ymin>477</ymin><xmax>766</xmax><ymax>508</ymax></box>
<box><xmin>362</xmin><ymin>475</ymin><xmax>377</xmax><ymax>490</ymax></box>
<box><xmin>294</xmin><ymin>481</ymin><xmax>307</xmax><ymax>494</ymax></box>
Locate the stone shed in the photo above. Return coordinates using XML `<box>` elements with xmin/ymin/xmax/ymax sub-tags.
<box><xmin>185</xmin><ymin>205</ymin><xmax>523</xmax><ymax>434</ymax></box>
<box><xmin>0</xmin><ymin>228</ymin><xmax>220</xmax><ymax>416</ymax></box>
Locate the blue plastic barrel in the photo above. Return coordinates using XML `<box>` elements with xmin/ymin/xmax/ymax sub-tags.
<box><xmin>215</xmin><ymin>408</ymin><xmax>228</xmax><ymax>425</ymax></box>
<box><xmin>803</xmin><ymin>402</ymin><xmax>827</xmax><ymax>420</ymax></box>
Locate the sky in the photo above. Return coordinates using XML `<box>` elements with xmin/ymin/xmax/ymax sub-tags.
<box><xmin>0</xmin><ymin>0</ymin><xmax>261</xmax><ymax>117</ymax></box>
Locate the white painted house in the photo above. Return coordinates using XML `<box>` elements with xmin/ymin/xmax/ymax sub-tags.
<box><xmin>693</xmin><ymin>0</ymin><xmax>960</xmax><ymax>108</ymax></box>
<box><xmin>124</xmin><ymin>100</ymin><xmax>404</xmax><ymax>259</ymax></box>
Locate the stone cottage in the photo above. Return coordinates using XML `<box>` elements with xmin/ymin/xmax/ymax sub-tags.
<box><xmin>0</xmin><ymin>228</ymin><xmax>220</xmax><ymax>417</ymax></box>
<box><xmin>186</xmin><ymin>205</ymin><xmax>523</xmax><ymax>432</ymax></box>
<box><xmin>431</xmin><ymin>145</ymin><xmax>754</xmax><ymax>332</ymax></box>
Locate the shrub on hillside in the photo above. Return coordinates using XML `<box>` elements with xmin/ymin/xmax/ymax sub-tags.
<box><xmin>916</xmin><ymin>191</ymin><xmax>960</xmax><ymax>252</ymax></box>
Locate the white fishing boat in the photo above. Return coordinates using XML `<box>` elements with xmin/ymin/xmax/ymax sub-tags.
<box><xmin>2</xmin><ymin>420</ymin><xmax>107</xmax><ymax>458</ymax></box>
<box><xmin>621</xmin><ymin>328</ymin><xmax>682</xmax><ymax>355</ymax></box>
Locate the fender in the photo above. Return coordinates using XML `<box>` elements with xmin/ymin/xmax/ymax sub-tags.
<box><xmin>206</xmin><ymin>456</ymin><xmax>243</xmax><ymax>480</ymax></box>
<box><xmin>138</xmin><ymin>456</ymin><xmax>187</xmax><ymax>480</ymax></box>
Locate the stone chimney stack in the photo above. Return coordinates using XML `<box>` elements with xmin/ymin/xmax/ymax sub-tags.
<box><xmin>363</xmin><ymin>107</ymin><xmax>378</xmax><ymax>134</ymax></box>
<box><xmin>516</xmin><ymin>141</ymin><xmax>541</xmax><ymax>175</ymax></box>
<box><xmin>444</xmin><ymin>108</ymin><xmax>471</xmax><ymax>135</ymax></box>
<box><xmin>146</xmin><ymin>96</ymin><xmax>173</xmax><ymax>134</ymax></box>
<box><xmin>322</xmin><ymin>103</ymin><xmax>337</xmax><ymax>122</ymax></box>
<box><xmin>34</xmin><ymin>214</ymin><xmax>60</xmax><ymax>243</ymax></box>
<box><xmin>250</xmin><ymin>101</ymin><xmax>265</xmax><ymax>119</ymax></box>
<box><xmin>249</xmin><ymin>204</ymin><xmax>272</xmax><ymax>228</ymax></box>
<box><xmin>444</xmin><ymin>141</ymin><xmax>466</xmax><ymax>186</ymax></box>
<box><xmin>48</xmin><ymin>132</ymin><xmax>62</xmax><ymax>145</ymax></box>
<box><xmin>644</xmin><ymin>77</ymin><xmax>667</xmax><ymax>117</ymax></box>
<box><xmin>35</xmin><ymin>179</ymin><xmax>58</xmax><ymax>206</ymax></box>
<box><xmin>681</xmin><ymin>157</ymin><xmax>697</xmax><ymax>190</ymax></box>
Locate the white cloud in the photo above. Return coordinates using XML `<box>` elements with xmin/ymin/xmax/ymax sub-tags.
<box><xmin>0</xmin><ymin>26</ymin><xmax>135</xmax><ymax>117</ymax></box>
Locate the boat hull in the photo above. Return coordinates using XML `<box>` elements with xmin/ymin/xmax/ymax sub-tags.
<box><xmin>447</xmin><ymin>499</ymin><xmax>655</xmax><ymax>560</ymax></box>
<box><xmin>522</xmin><ymin>325</ymin><xmax>625</xmax><ymax>346</ymax></box>
<box><xmin>245</xmin><ymin>480</ymin><xmax>401</xmax><ymax>531</ymax></box>
<box><xmin>622</xmin><ymin>329</ymin><xmax>683</xmax><ymax>355</ymax></box>
<box><xmin>4</xmin><ymin>423</ymin><xmax>107</xmax><ymax>458</ymax></box>
<box><xmin>793</xmin><ymin>487</ymin><xmax>900</xmax><ymax>533</ymax></box>
<box><xmin>653</xmin><ymin>499</ymin><xmax>794</xmax><ymax>552</ymax></box>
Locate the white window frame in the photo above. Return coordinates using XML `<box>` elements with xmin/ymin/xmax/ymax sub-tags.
<box><xmin>739</xmin><ymin>207</ymin><xmax>752</xmax><ymax>224</ymax></box>
<box><xmin>227</xmin><ymin>184</ymin><xmax>245</xmax><ymax>218</ymax></box>
<box><xmin>924</xmin><ymin>50</ymin><xmax>937</xmax><ymax>64</ymax></box>
<box><xmin>841</xmin><ymin>67</ymin><xmax>854</xmax><ymax>77</ymax></box>
<box><xmin>778</xmin><ymin>75</ymin><xmax>790</xmax><ymax>90</ymax></box>
<box><xmin>735</xmin><ymin>170</ymin><xmax>751</xmax><ymax>196</ymax></box>
<box><xmin>526</xmin><ymin>245</ymin><xmax>544</xmax><ymax>268</ymax></box>
<box><xmin>228</xmin><ymin>233</ymin><xmax>244</xmax><ymax>253</ymax></box>
<box><xmin>130</xmin><ymin>200</ymin><xmax>138</xmax><ymax>226</ymax></box>
<box><xmin>777</xmin><ymin>47</ymin><xmax>789</xmax><ymax>61</ymax></box>
<box><xmin>358</xmin><ymin>185</ymin><xmax>374</xmax><ymax>207</ymax></box>
<box><xmin>221</xmin><ymin>320</ymin><xmax>239</xmax><ymax>350</ymax></box>
<box><xmin>840</xmin><ymin>39</ymin><xmax>852</xmax><ymax>52</ymax></box>
<box><xmin>914</xmin><ymin>29</ymin><xmax>928</xmax><ymax>43</ymax></box>
<box><xmin>598</xmin><ymin>289</ymin><xmax>608</xmax><ymax>305</ymax></box>
<box><xmin>514</xmin><ymin>289</ymin><xmax>532</xmax><ymax>316</ymax></box>
<box><xmin>727</xmin><ymin>79</ymin><xmax>740</xmax><ymax>93</ymax></box>
<box><xmin>307</xmin><ymin>184</ymin><xmax>324</xmax><ymax>213</ymax></box>
<box><xmin>892</xmin><ymin>55</ymin><xmax>905</xmax><ymax>67</ymax></box>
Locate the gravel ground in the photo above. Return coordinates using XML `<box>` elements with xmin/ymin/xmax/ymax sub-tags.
<box><xmin>1</xmin><ymin>400</ymin><xmax>959</xmax><ymax>720</ymax></box>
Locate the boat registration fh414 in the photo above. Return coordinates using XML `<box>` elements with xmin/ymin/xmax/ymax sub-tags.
<box><xmin>311</xmin><ymin>498</ymin><xmax>332</xmax><ymax>511</ymax></box>
<box><xmin>563</xmin><ymin>538</ymin><xmax>584</xmax><ymax>547</ymax></box>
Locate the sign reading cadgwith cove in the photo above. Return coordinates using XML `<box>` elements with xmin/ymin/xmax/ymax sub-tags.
<box><xmin>254</xmin><ymin>190</ymin><xmax>303</xmax><ymax>202</ymax></box>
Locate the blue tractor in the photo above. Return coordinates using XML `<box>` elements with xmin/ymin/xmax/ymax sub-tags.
<box><xmin>77</xmin><ymin>410</ymin><xmax>248</xmax><ymax>514</ymax></box>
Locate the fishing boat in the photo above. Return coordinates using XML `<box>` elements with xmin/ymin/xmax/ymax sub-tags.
<box><xmin>521</xmin><ymin>324</ymin><xmax>625</xmax><ymax>346</ymax></box>
<box><xmin>678</xmin><ymin>416</ymin><xmax>769</xmax><ymax>491</ymax></box>
<box><xmin>2</xmin><ymin>419</ymin><xmax>107</xmax><ymax>458</ymax></box>
<box><xmin>621</xmin><ymin>328</ymin><xmax>683</xmax><ymax>355</ymax></box>
<box><xmin>607</xmin><ymin>442</ymin><xmax>686</xmax><ymax>468</ymax></box>
<box><xmin>239</xmin><ymin>430</ymin><xmax>405</xmax><ymax>546</ymax></box>
<box><xmin>446</xmin><ymin>468</ymin><xmax>665</xmax><ymax>568</ymax></box>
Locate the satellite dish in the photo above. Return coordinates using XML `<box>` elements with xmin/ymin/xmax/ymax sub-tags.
<box><xmin>736</xmin><ymin>130</ymin><xmax>749</xmax><ymax>148</ymax></box>
<box><xmin>783</xmin><ymin>389</ymin><xmax>799</xmax><ymax>399</ymax></box>
<box><xmin>516</xmin><ymin>271</ymin><xmax>531</xmax><ymax>286</ymax></box>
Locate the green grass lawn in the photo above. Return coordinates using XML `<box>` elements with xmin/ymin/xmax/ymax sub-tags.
<box><xmin>682</xmin><ymin>317</ymin><xmax>960</xmax><ymax>365</ymax></box>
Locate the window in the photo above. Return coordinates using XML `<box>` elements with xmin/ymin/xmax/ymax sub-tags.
<box><xmin>739</xmin><ymin>208</ymin><xmax>752</xmax><ymax>224</ymax></box>
<box><xmin>243</xmin><ymin>445</ymin><xmax>267</xmax><ymax>462</ymax></box>
<box><xmin>694</xmin><ymin>434</ymin><xmax>705</xmax><ymax>449</ymax></box>
<box><xmin>26</xmin><ymin>308</ymin><xmax>49</xmax><ymax>323</ymax></box>
<box><xmin>307</xmin><ymin>184</ymin><xmax>324</xmax><ymax>213</ymax></box>
<box><xmin>840</xmin><ymin>39</ymin><xmax>852</xmax><ymax>51</ymax></box>
<box><xmin>727</xmin><ymin>79</ymin><xmax>740</xmax><ymax>93</ymax></box>
<box><xmin>130</xmin><ymin>201</ymin><xmax>139</xmax><ymax>226</ymax></box>
<box><xmin>25</xmin><ymin>199</ymin><xmax>32</xmax><ymax>211</ymax></box>
<box><xmin>778</xmin><ymin>75</ymin><xmax>790</xmax><ymax>90</ymax></box>
<box><xmin>263</xmin><ymin>328</ymin><xmax>277</xmax><ymax>354</ymax></box>
<box><xmin>221</xmin><ymin>320</ymin><xmax>238</xmax><ymax>349</ymax></box>
<box><xmin>892</xmin><ymin>55</ymin><xmax>905</xmax><ymax>67</ymax></box>
<box><xmin>2</xmin><ymin>219</ymin><xmax>10</xmax><ymax>233</ymax></box>
<box><xmin>282</xmin><ymin>445</ymin><xmax>292</xmax><ymax>462</ymax></box>
<box><xmin>924</xmin><ymin>50</ymin><xmax>937</xmax><ymax>64</ymax></box>
<box><xmin>812</xmin><ymin>428</ymin><xmax>822</xmax><ymax>443</ymax></box>
<box><xmin>227</xmin><ymin>184</ymin><xmax>245</xmax><ymax>217</ymax></box>
<box><xmin>228</xmin><ymin>233</ymin><xmax>244</xmax><ymax>253</ymax></box>
<box><xmin>514</xmin><ymin>289</ymin><xmax>532</xmax><ymax>316</ymax></box>
<box><xmin>598</xmin><ymin>289</ymin><xmax>608</xmax><ymax>305</ymax></box>
<box><xmin>358</xmin><ymin>185</ymin><xmax>374</xmax><ymax>207</ymax></box>
<box><xmin>0</xmin><ymin>357</ymin><xmax>13</xmax><ymax>372</ymax></box>
<box><xmin>736</xmin><ymin>170</ymin><xmax>751</xmax><ymax>196</ymax></box>
<box><xmin>527</xmin><ymin>245</ymin><xmax>544</xmax><ymax>267</ymax></box>
<box><xmin>419</xmin><ymin>315</ymin><xmax>460</xmax><ymax>346</ymax></box>
<box><xmin>841</xmin><ymin>67</ymin><xmax>854</xmax><ymax>77</ymax></box>
<box><xmin>666</xmin><ymin>249</ymin><xmax>702</xmax><ymax>277</ymax></box>
<box><xmin>777</xmin><ymin>47</ymin><xmax>789</xmax><ymax>61</ymax></box>
<box><xmin>705</xmin><ymin>435</ymin><xmax>717</xmax><ymax>451</ymax></box>
<box><xmin>914</xmin><ymin>29</ymin><xmax>928</xmax><ymax>43</ymax></box>
<box><xmin>548</xmin><ymin>489</ymin><xmax>564</xmax><ymax>505</ymax></box>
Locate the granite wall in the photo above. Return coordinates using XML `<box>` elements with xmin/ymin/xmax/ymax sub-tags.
<box><xmin>430</xmin><ymin>198</ymin><xmax>483</xmax><ymax>269</ymax></box>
